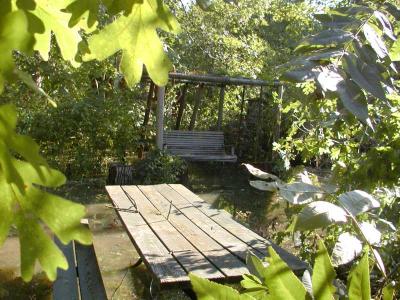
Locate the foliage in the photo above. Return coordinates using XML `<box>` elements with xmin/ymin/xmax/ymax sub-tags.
<box><xmin>134</xmin><ymin>149</ymin><xmax>187</xmax><ymax>184</ymax></box>
<box><xmin>190</xmin><ymin>241</ymin><xmax>390</xmax><ymax>299</ymax></box>
<box><xmin>276</xmin><ymin>0</ymin><xmax>400</xmax><ymax>191</ymax></box>
<box><xmin>0</xmin><ymin>0</ymin><xmax>181</xmax><ymax>282</ymax></box>
<box><xmin>0</xmin><ymin>104</ymin><xmax>91</xmax><ymax>281</ymax></box>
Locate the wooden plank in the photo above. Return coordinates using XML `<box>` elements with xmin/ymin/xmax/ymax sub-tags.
<box><xmin>138</xmin><ymin>185</ymin><xmax>248</xmax><ymax>277</ymax></box>
<box><xmin>169</xmin><ymin>184</ymin><xmax>308</xmax><ymax>272</ymax></box>
<box><xmin>53</xmin><ymin>239</ymin><xmax>79</xmax><ymax>300</ymax></box>
<box><xmin>152</xmin><ymin>184</ymin><xmax>253</xmax><ymax>262</ymax></box>
<box><xmin>105</xmin><ymin>186</ymin><xmax>189</xmax><ymax>285</ymax></box>
<box><xmin>75</xmin><ymin>242</ymin><xmax>107</xmax><ymax>300</ymax></box>
<box><xmin>121</xmin><ymin>186</ymin><xmax>224</xmax><ymax>280</ymax></box>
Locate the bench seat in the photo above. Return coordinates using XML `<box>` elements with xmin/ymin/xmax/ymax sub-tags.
<box><xmin>163</xmin><ymin>130</ymin><xmax>237</xmax><ymax>162</ymax></box>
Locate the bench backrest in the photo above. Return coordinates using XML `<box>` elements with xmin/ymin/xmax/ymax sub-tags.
<box><xmin>163</xmin><ymin>130</ymin><xmax>225</xmax><ymax>155</ymax></box>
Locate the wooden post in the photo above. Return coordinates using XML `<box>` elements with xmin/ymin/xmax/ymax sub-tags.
<box><xmin>143</xmin><ymin>82</ymin><xmax>155</xmax><ymax>127</ymax></box>
<box><xmin>156</xmin><ymin>86</ymin><xmax>165</xmax><ymax>149</ymax></box>
<box><xmin>175</xmin><ymin>84</ymin><xmax>188</xmax><ymax>130</ymax></box>
<box><xmin>237</xmin><ymin>86</ymin><xmax>247</xmax><ymax>152</ymax></box>
<box><xmin>217</xmin><ymin>85</ymin><xmax>225</xmax><ymax>130</ymax></box>
<box><xmin>189</xmin><ymin>84</ymin><xmax>204</xmax><ymax>131</ymax></box>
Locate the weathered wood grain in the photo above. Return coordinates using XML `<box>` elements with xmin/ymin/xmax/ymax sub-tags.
<box><xmin>169</xmin><ymin>184</ymin><xmax>308</xmax><ymax>272</ymax></box>
<box><xmin>105</xmin><ymin>186</ymin><xmax>188</xmax><ymax>284</ymax></box>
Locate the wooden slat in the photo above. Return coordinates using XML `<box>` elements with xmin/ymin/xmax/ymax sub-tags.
<box><xmin>138</xmin><ymin>185</ymin><xmax>248</xmax><ymax>278</ymax></box>
<box><xmin>121</xmin><ymin>186</ymin><xmax>223</xmax><ymax>280</ymax></box>
<box><xmin>152</xmin><ymin>184</ymin><xmax>254</xmax><ymax>261</ymax></box>
<box><xmin>105</xmin><ymin>186</ymin><xmax>189</xmax><ymax>284</ymax></box>
<box><xmin>53</xmin><ymin>239</ymin><xmax>79</xmax><ymax>300</ymax></box>
<box><xmin>169</xmin><ymin>184</ymin><xmax>308</xmax><ymax>272</ymax></box>
<box><xmin>75</xmin><ymin>242</ymin><xmax>107</xmax><ymax>300</ymax></box>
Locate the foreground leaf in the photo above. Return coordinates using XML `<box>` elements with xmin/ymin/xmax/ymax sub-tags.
<box><xmin>312</xmin><ymin>240</ymin><xmax>336</xmax><ymax>300</ymax></box>
<box><xmin>243</xmin><ymin>164</ymin><xmax>280</xmax><ymax>181</ymax></box>
<box><xmin>338</xmin><ymin>190</ymin><xmax>380</xmax><ymax>216</ymax></box>
<box><xmin>249</xmin><ymin>180</ymin><xmax>278</xmax><ymax>192</ymax></box>
<box><xmin>0</xmin><ymin>104</ymin><xmax>91</xmax><ymax>281</ymax></box>
<box><xmin>347</xmin><ymin>249</ymin><xmax>370</xmax><ymax>300</ymax></box>
<box><xmin>278</xmin><ymin>182</ymin><xmax>323</xmax><ymax>205</ymax></box>
<box><xmin>332</xmin><ymin>233</ymin><xmax>362</xmax><ymax>266</ymax></box>
<box><xmin>292</xmin><ymin>201</ymin><xmax>347</xmax><ymax>231</ymax></box>
<box><xmin>363</xmin><ymin>23</ymin><xmax>388</xmax><ymax>59</ymax></box>
<box><xmin>295</xmin><ymin>29</ymin><xmax>353</xmax><ymax>53</ymax></box>
<box><xmin>240</xmin><ymin>274</ymin><xmax>269</xmax><ymax>299</ymax></box>
<box><xmin>264</xmin><ymin>247</ymin><xmax>307</xmax><ymax>299</ymax></box>
<box><xmin>336</xmin><ymin>79</ymin><xmax>371</xmax><ymax>127</ymax></box>
<box><xmin>359</xmin><ymin>222</ymin><xmax>381</xmax><ymax>245</ymax></box>
<box><xmin>190</xmin><ymin>273</ymin><xmax>254</xmax><ymax>300</ymax></box>
<box><xmin>84</xmin><ymin>0</ymin><xmax>180</xmax><ymax>87</ymax></box>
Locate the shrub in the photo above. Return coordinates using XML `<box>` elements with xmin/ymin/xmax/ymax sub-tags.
<box><xmin>134</xmin><ymin>150</ymin><xmax>187</xmax><ymax>184</ymax></box>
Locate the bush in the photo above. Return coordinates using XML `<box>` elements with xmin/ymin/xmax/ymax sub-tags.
<box><xmin>134</xmin><ymin>150</ymin><xmax>187</xmax><ymax>184</ymax></box>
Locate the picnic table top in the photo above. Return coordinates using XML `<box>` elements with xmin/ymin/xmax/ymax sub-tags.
<box><xmin>105</xmin><ymin>184</ymin><xmax>307</xmax><ymax>286</ymax></box>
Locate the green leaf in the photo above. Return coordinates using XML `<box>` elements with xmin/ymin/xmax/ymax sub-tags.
<box><xmin>373</xmin><ymin>11</ymin><xmax>396</xmax><ymax>41</ymax></box>
<box><xmin>84</xmin><ymin>0</ymin><xmax>180</xmax><ymax>87</ymax></box>
<box><xmin>312</xmin><ymin>240</ymin><xmax>336</xmax><ymax>300</ymax></box>
<box><xmin>389</xmin><ymin>39</ymin><xmax>400</xmax><ymax>61</ymax></box>
<box><xmin>363</xmin><ymin>23</ymin><xmax>388</xmax><ymax>59</ymax></box>
<box><xmin>189</xmin><ymin>273</ymin><xmax>254</xmax><ymax>300</ymax></box>
<box><xmin>29</xmin><ymin>1</ymin><xmax>82</xmax><ymax>66</ymax></box>
<box><xmin>347</xmin><ymin>249</ymin><xmax>371</xmax><ymax>300</ymax></box>
<box><xmin>64</xmin><ymin>0</ymin><xmax>99</xmax><ymax>28</ymax></box>
<box><xmin>243</xmin><ymin>164</ymin><xmax>280</xmax><ymax>181</ymax></box>
<box><xmin>277</xmin><ymin>182</ymin><xmax>323</xmax><ymax>205</ymax></box>
<box><xmin>240</xmin><ymin>274</ymin><xmax>269</xmax><ymax>299</ymax></box>
<box><xmin>264</xmin><ymin>247</ymin><xmax>307</xmax><ymax>299</ymax></box>
<box><xmin>295</xmin><ymin>29</ymin><xmax>353</xmax><ymax>53</ymax></box>
<box><xmin>382</xmin><ymin>283</ymin><xmax>395</xmax><ymax>300</ymax></box>
<box><xmin>359</xmin><ymin>222</ymin><xmax>381</xmax><ymax>245</ymax></box>
<box><xmin>16</xmin><ymin>211</ymin><xmax>68</xmax><ymax>281</ymax></box>
<box><xmin>336</xmin><ymin>79</ymin><xmax>372</xmax><ymax>128</ymax></box>
<box><xmin>338</xmin><ymin>190</ymin><xmax>380</xmax><ymax>216</ymax></box>
<box><xmin>246</xmin><ymin>252</ymin><xmax>268</xmax><ymax>282</ymax></box>
<box><xmin>249</xmin><ymin>180</ymin><xmax>278</xmax><ymax>192</ymax></box>
<box><xmin>316</xmin><ymin>68</ymin><xmax>343</xmax><ymax>92</ymax></box>
<box><xmin>281</xmin><ymin>68</ymin><xmax>319</xmax><ymax>82</ymax></box>
<box><xmin>314</xmin><ymin>13</ymin><xmax>360</xmax><ymax>29</ymax></box>
<box><xmin>343</xmin><ymin>53</ymin><xmax>386</xmax><ymax>100</ymax></box>
<box><xmin>292</xmin><ymin>201</ymin><xmax>347</xmax><ymax>231</ymax></box>
<box><xmin>0</xmin><ymin>104</ymin><xmax>92</xmax><ymax>281</ymax></box>
<box><xmin>0</xmin><ymin>10</ymin><xmax>34</xmax><ymax>93</ymax></box>
<box><xmin>332</xmin><ymin>233</ymin><xmax>362</xmax><ymax>266</ymax></box>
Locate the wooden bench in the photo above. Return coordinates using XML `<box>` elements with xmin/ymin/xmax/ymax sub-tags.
<box><xmin>105</xmin><ymin>184</ymin><xmax>308</xmax><ymax>291</ymax></box>
<box><xmin>53</xmin><ymin>225</ymin><xmax>107</xmax><ymax>300</ymax></box>
<box><xmin>163</xmin><ymin>130</ymin><xmax>237</xmax><ymax>162</ymax></box>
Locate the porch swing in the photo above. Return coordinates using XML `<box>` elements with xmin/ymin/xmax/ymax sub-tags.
<box><xmin>144</xmin><ymin>72</ymin><xmax>280</xmax><ymax>163</ymax></box>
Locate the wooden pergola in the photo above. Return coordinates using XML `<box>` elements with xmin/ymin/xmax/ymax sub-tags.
<box><xmin>148</xmin><ymin>72</ymin><xmax>282</xmax><ymax>149</ymax></box>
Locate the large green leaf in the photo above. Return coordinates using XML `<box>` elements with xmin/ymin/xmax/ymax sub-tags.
<box><xmin>295</xmin><ymin>29</ymin><xmax>353</xmax><ymax>53</ymax></box>
<box><xmin>28</xmin><ymin>0</ymin><xmax>82</xmax><ymax>66</ymax></box>
<box><xmin>382</xmin><ymin>283</ymin><xmax>395</xmax><ymax>300</ymax></box>
<box><xmin>347</xmin><ymin>250</ymin><xmax>371</xmax><ymax>300</ymax></box>
<box><xmin>292</xmin><ymin>201</ymin><xmax>347</xmax><ymax>231</ymax></box>
<box><xmin>84</xmin><ymin>0</ymin><xmax>180</xmax><ymax>87</ymax></box>
<box><xmin>0</xmin><ymin>104</ymin><xmax>91</xmax><ymax>281</ymax></box>
<box><xmin>316</xmin><ymin>67</ymin><xmax>343</xmax><ymax>92</ymax></box>
<box><xmin>64</xmin><ymin>0</ymin><xmax>99</xmax><ymax>28</ymax></box>
<box><xmin>337</xmin><ymin>190</ymin><xmax>380</xmax><ymax>216</ymax></box>
<box><xmin>264</xmin><ymin>247</ymin><xmax>307</xmax><ymax>299</ymax></box>
<box><xmin>373</xmin><ymin>11</ymin><xmax>396</xmax><ymax>41</ymax></box>
<box><xmin>314</xmin><ymin>13</ymin><xmax>360</xmax><ymax>29</ymax></box>
<box><xmin>363</xmin><ymin>23</ymin><xmax>388</xmax><ymax>59</ymax></box>
<box><xmin>240</xmin><ymin>274</ymin><xmax>269</xmax><ymax>300</ymax></box>
<box><xmin>332</xmin><ymin>232</ymin><xmax>362</xmax><ymax>266</ymax></box>
<box><xmin>359</xmin><ymin>222</ymin><xmax>381</xmax><ymax>245</ymax></box>
<box><xmin>189</xmin><ymin>273</ymin><xmax>254</xmax><ymax>300</ymax></box>
<box><xmin>277</xmin><ymin>182</ymin><xmax>323</xmax><ymax>205</ymax></box>
<box><xmin>246</xmin><ymin>252</ymin><xmax>268</xmax><ymax>282</ymax></box>
<box><xmin>243</xmin><ymin>164</ymin><xmax>280</xmax><ymax>181</ymax></box>
<box><xmin>0</xmin><ymin>10</ymin><xmax>34</xmax><ymax>93</ymax></box>
<box><xmin>312</xmin><ymin>240</ymin><xmax>336</xmax><ymax>300</ymax></box>
<box><xmin>343</xmin><ymin>53</ymin><xmax>386</xmax><ymax>100</ymax></box>
<box><xmin>336</xmin><ymin>79</ymin><xmax>371</xmax><ymax>127</ymax></box>
<box><xmin>250</xmin><ymin>180</ymin><xmax>278</xmax><ymax>192</ymax></box>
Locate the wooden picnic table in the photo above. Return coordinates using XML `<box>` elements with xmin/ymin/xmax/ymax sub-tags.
<box><xmin>105</xmin><ymin>184</ymin><xmax>307</xmax><ymax>288</ymax></box>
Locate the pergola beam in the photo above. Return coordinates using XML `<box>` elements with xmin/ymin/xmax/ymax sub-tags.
<box><xmin>156</xmin><ymin>86</ymin><xmax>165</xmax><ymax>149</ymax></box>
